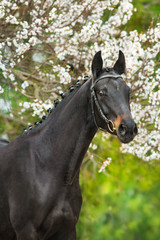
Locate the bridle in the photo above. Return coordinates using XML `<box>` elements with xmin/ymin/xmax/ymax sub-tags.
<box><xmin>90</xmin><ymin>74</ymin><xmax>122</xmax><ymax>132</ymax></box>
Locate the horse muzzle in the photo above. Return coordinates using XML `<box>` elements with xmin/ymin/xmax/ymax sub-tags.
<box><xmin>116</xmin><ymin>117</ymin><xmax>138</xmax><ymax>143</ymax></box>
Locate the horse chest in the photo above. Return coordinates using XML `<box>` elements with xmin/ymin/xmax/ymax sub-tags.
<box><xmin>46</xmin><ymin>200</ymin><xmax>75</xmax><ymax>227</ymax></box>
<box><xmin>40</xmin><ymin>185</ymin><xmax>82</xmax><ymax>238</ymax></box>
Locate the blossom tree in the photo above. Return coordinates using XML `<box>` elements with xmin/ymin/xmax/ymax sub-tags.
<box><xmin>0</xmin><ymin>0</ymin><xmax>159</xmax><ymax>162</ymax></box>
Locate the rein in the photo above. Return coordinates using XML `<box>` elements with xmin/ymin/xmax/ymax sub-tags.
<box><xmin>90</xmin><ymin>74</ymin><xmax>122</xmax><ymax>132</ymax></box>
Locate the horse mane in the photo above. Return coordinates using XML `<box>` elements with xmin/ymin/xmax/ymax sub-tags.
<box><xmin>20</xmin><ymin>77</ymin><xmax>90</xmax><ymax>138</ymax></box>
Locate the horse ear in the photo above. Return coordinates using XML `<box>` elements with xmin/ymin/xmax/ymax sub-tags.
<box><xmin>91</xmin><ymin>51</ymin><xmax>103</xmax><ymax>79</ymax></box>
<box><xmin>113</xmin><ymin>50</ymin><xmax>126</xmax><ymax>74</ymax></box>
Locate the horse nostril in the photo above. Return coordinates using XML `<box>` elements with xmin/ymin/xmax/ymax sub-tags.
<box><xmin>133</xmin><ymin>124</ymin><xmax>138</xmax><ymax>135</ymax></box>
<box><xmin>119</xmin><ymin>123</ymin><xmax>127</xmax><ymax>136</ymax></box>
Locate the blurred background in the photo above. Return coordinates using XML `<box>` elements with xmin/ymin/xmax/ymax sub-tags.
<box><xmin>78</xmin><ymin>1</ymin><xmax>160</xmax><ymax>238</ymax></box>
<box><xmin>0</xmin><ymin>0</ymin><xmax>160</xmax><ymax>239</ymax></box>
<box><xmin>78</xmin><ymin>134</ymin><xmax>160</xmax><ymax>239</ymax></box>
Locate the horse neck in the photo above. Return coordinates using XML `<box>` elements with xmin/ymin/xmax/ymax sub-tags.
<box><xmin>40</xmin><ymin>79</ymin><xmax>97</xmax><ymax>184</ymax></box>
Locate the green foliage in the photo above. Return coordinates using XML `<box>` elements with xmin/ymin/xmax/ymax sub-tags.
<box><xmin>77</xmin><ymin>134</ymin><xmax>160</xmax><ymax>240</ymax></box>
<box><xmin>127</xmin><ymin>0</ymin><xmax>160</xmax><ymax>32</ymax></box>
<box><xmin>0</xmin><ymin>0</ymin><xmax>159</xmax><ymax>238</ymax></box>
<box><xmin>77</xmin><ymin>2</ymin><xmax>160</xmax><ymax>238</ymax></box>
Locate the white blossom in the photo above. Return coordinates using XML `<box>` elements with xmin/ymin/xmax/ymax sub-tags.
<box><xmin>0</xmin><ymin>6</ymin><xmax>5</xmax><ymax>18</ymax></box>
<box><xmin>21</xmin><ymin>81</ymin><xmax>29</xmax><ymax>89</ymax></box>
<box><xmin>0</xmin><ymin>0</ymin><xmax>159</xmax><ymax>162</ymax></box>
<box><xmin>0</xmin><ymin>85</ymin><xmax>4</xmax><ymax>93</ymax></box>
<box><xmin>98</xmin><ymin>157</ymin><xmax>112</xmax><ymax>173</ymax></box>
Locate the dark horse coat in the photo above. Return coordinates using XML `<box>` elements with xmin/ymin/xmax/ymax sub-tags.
<box><xmin>0</xmin><ymin>51</ymin><xmax>137</xmax><ymax>240</ymax></box>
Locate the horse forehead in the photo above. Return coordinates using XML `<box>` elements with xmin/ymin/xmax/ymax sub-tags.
<box><xmin>113</xmin><ymin>78</ymin><xmax>126</xmax><ymax>90</ymax></box>
<box><xmin>99</xmin><ymin>77</ymin><xmax>125</xmax><ymax>90</ymax></box>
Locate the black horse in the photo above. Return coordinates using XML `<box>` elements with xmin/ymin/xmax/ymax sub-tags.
<box><xmin>0</xmin><ymin>51</ymin><xmax>137</xmax><ymax>240</ymax></box>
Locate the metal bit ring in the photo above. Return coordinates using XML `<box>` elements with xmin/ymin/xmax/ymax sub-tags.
<box><xmin>108</xmin><ymin>120</ymin><xmax>116</xmax><ymax>133</ymax></box>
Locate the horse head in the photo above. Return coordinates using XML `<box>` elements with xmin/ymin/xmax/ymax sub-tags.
<box><xmin>91</xmin><ymin>50</ymin><xmax>138</xmax><ymax>143</ymax></box>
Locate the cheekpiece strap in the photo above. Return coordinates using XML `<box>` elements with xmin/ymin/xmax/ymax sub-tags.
<box><xmin>90</xmin><ymin>74</ymin><xmax>122</xmax><ymax>132</ymax></box>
